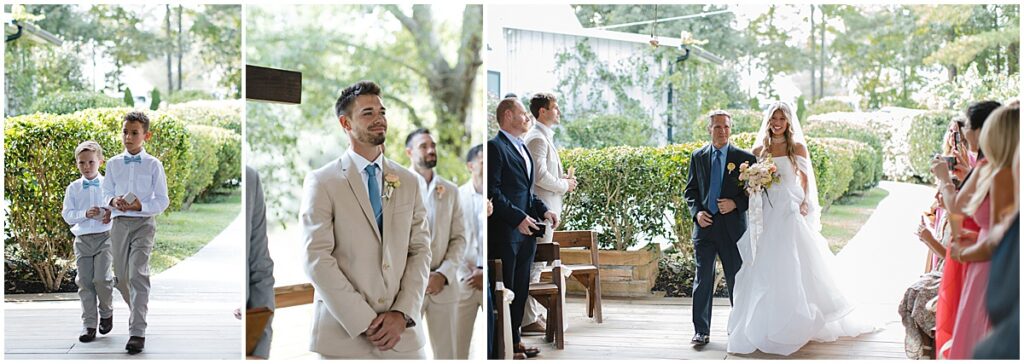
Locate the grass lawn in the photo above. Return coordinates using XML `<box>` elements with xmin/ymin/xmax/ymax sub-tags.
<box><xmin>151</xmin><ymin>190</ymin><xmax>241</xmax><ymax>273</ymax></box>
<box><xmin>820</xmin><ymin>187</ymin><xmax>889</xmax><ymax>254</ymax></box>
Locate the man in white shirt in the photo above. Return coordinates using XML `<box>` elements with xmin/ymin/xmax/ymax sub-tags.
<box><xmin>455</xmin><ymin>144</ymin><xmax>484</xmax><ymax>359</ymax></box>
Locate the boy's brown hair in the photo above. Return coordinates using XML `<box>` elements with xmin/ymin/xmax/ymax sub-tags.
<box><xmin>74</xmin><ymin>140</ymin><xmax>104</xmax><ymax>160</ymax></box>
<box><xmin>123</xmin><ymin>111</ymin><xmax>151</xmax><ymax>132</ymax></box>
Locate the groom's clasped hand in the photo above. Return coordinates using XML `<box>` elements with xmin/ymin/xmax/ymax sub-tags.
<box><xmin>365</xmin><ymin>311</ymin><xmax>408</xmax><ymax>351</ymax></box>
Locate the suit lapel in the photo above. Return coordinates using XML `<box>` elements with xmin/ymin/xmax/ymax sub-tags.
<box><xmin>342</xmin><ymin>155</ymin><xmax>383</xmax><ymax>243</ymax></box>
<box><xmin>499</xmin><ymin>132</ymin><xmax>530</xmax><ymax>179</ymax></box>
<box><xmin>382</xmin><ymin>159</ymin><xmax>397</xmax><ymax>243</ymax></box>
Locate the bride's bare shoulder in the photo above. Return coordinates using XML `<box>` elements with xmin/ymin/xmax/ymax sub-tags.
<box><xmin>752</xmin><ymin>145</ymin><xmax>763</xmax><ymax>157</ymax></box>
<box><xmin>793</xmin><ymin>143</ymin><xmax>808</xmax><ymax>158</ymax></box>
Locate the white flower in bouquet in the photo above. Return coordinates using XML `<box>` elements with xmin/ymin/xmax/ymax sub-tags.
<box><xmin>737</xmin><ymin>158</ymin><xmax>781</xmax><ymax>196</ymax></box>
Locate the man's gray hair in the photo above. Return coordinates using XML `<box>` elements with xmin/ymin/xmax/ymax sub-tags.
<box><xmin>706</xmin><ymin>109</ymin><xmax>733</xmax><ymax>129</ymax></box>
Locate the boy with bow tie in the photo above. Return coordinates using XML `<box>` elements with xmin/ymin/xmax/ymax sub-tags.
<box><xmin>101</xmin><ymin>111</ymin><xmax>170</xmax><ymax>354</ymax></box>
<box><xmin>62</xmin><ymin>141</ymin><xmax>115</xmax><ymax>344</ymax></box>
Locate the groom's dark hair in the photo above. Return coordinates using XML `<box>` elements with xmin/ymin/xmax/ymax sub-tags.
<box><xmin>529</xmin><ymin>92</ymin><xmax>558</xmax><ymax>118</ymax></box>
<box><xmin>335</xmin><ymin>81</ymin><xmax>382</xmax><ymax>118</ymax></box>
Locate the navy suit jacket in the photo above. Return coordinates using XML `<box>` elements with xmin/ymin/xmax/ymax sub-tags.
<box><xmin>684</xmin><ymin>143</ymin><xmax>757</xmax><ymax>244</ymax></box>
<box><xmin>487</xmin><ymin>131</ymin><xmax>548</xmax><ymax>258</ymax></box>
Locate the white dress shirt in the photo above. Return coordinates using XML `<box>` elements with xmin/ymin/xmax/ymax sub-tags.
<box><xmin>347</xmin><ymin>148</ymin><xmax>384</xmax><ymax>202</ymax></box>
<box><xmin>415</xmin><ymin>171</ymin><xmax>438</xmax><ymax>233</ymax></box>
<box><xmin>458</xmin><ymin>181</ymin><xmax>484</xmax><ymax>268</ymax></box>
<box><xmin>500</xmin><ymin>129</ymin><xmax>532</xmax><ymax>179</ymax></box>
<box><xmin>101</xmin><ymin>148</ymin><xmax>170</xmax><ymax>218</ymax></box>
<box><xmin>62</xmin><ymin>175</ymin><xmax>113</xmax><ymax>236</ymax></box>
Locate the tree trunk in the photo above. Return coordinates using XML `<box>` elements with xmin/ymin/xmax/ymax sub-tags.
<box><xmin>810</xmin><ymin>5</ymin><xmax>816</xmax><ymax>101</ymax></box>
<box><xmin>819</xmin><ymin>7</ymin><xmax>825</xmax><ymax>100</ymax></box>
<box><xmin>177</xmin><ymin>5</ymin><xmax>183</xmax><ymax>91</ymax></box>
<box><xmin>387</xmin><ymin>5</ymin><xmax>483</xmax><ymax>158</ymax></box>
<box><xmin>166</xmin><ymin>5</ymin><xmax>173</xmax><ymax>94</ymax></box>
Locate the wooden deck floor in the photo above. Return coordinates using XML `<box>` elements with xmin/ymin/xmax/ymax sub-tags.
<box><xmin>4</xmin><ymin>216</ymin><xmax>244</xmax><ymax>360</ymax></box>
<box><xmin>521</xmin><ymin>296</ymin><xmax>908</xmax><ymax>360</ymax></box>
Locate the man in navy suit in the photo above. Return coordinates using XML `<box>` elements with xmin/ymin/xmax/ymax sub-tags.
<box><xmin>488</xmin><ymin>97</ymin><xmax>559</xmax><ymax>359</ymax></box>
<box><xmin>684</xmin><ymin>110</ymin><xmax>756</xmax><ymax>346</ymax></box>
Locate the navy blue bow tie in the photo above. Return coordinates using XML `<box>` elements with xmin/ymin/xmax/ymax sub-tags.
<box><xmin>83</xmin><ymin>179</ymin><xmax>100</xmax><ymax>189</ymax></box>
<box><xmin>124</xmin><ymin>155</ymin><xmax>142</xmax><ymax>164</ymax></box>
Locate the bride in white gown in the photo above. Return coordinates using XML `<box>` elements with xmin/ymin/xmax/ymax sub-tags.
<box><xmin>726</xmin><ymin>101</ymin><xmax>874</xmax><ymax>356</ymax></box>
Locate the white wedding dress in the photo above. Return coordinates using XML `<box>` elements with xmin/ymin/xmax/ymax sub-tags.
<box><xmin>725</xmin><ymin>155</ymin><xmax>875</xmax><ymax>356</ymax></box>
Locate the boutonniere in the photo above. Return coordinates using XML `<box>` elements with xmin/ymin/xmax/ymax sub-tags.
<box><xmin>727</xmin><ymin>162</ymin><xmax>736</xmax><ymax>174</ymax></box>
<box><xmin>383</xmin><ymin>173</ymin><xmax>400</xmax><ymax>200</ymax></box>
<box><xmin>435</xmin><ymin>184</ymin><xmax>446</xmax><ymax>199</ymax></box>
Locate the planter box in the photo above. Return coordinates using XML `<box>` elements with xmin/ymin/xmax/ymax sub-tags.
<box><xmin>558</xmin><ymin>248</ymin><xmax>661</xmax><ymax>298</ymax></box>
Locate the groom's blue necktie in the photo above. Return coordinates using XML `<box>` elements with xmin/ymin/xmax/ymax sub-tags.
<box><xmin>365</xmin><ymin>164</ymin><xmax>383</xmax><ymax>236</ymax></box>
<box><xmin>709</xmin><ymin>149</ymin><xmax>722</xmax><ymax>215</ymax></box>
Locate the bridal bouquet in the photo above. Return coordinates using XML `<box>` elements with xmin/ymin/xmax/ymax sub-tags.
<box><xmin>737</xmin><ymin>159</ymin><xmax>780</xmax><ymax>196</ymax></box>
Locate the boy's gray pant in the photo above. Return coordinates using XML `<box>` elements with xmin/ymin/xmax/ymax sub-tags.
<box><xmin>74</xmin><ymin>232</ymin><xmax>114</xmax><ymax>329</ymax></box>
<box><xmin>110</xmin><ymin>216</ymin><xmax>155</xmax><ymax>337</ymax></box>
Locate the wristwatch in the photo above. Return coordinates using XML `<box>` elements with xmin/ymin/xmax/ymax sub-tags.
<box><xmin>392</xmin><ymin>311</ymin><xmax>415</xmax><ymax>328</ymax></box>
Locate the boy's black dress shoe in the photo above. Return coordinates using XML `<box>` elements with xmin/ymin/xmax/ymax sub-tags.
<box><xmin>126</xmin><ymin>336</ymin><xmax>145</xmax><ymax>354</ymax></box>
<box><xmin>99</xmin><ymin>315</ymin><xmax>112</xmax><ymax>335</ymax></box>
<box><xmin>78</xmin><ymin>328</ymin><xmax>96</xmax><ymax>343</ymax></box>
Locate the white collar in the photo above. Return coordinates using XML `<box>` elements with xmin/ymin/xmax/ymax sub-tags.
<box><xmin>534</xmin><ymin>122</ymin><xmax>555</xmax><ymax>140</ymax></box>
<box><xmin>123</xmin><ymin>147</ymin><xmax>148</xmax><ymax>158</ymax></box>
<box><xmin>500</xmin><ymin>129</ymin><xmax>526</xmax><ymax>148</ymax></box>
<box><xmin>348</xmin><ymin>148</ymin><xmax>384</xmax><ymax>174</ymax></box>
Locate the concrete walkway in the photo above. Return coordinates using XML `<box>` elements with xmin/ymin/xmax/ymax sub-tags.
<box><xmin>4</xmin><ymin>214</ymin><xmax>244</xmax><ymax>360</ymax></box>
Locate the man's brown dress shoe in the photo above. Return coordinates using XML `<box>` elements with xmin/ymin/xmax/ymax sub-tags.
<box><xmin>78</xmin><ymin>328</ymin><xmax>96</xmax><ymax>343</ymax></box>
<box><xmin>126</xmin><ymin>336</ymin><xmax>145</xmax><ymax>354</ymax></box>
<box><xmin>515</xmin><ymin>343</ymin><xmax>540</xmax><ymax>358</ymax></box>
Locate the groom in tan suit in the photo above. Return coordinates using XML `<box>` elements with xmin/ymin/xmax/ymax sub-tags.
<box><xmin>405</xmin><ymin>128</ymin><xmax>467</xmax><ymax>359</ymax></box>
<box><xmin>300</xmin><ymin>81</ymin><xmax>432</xmax><ymax>359</ymax></box>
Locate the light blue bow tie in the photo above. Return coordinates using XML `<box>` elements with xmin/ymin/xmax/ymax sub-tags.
<box><xmin>83</xmin><ymin>179</ymin><xmax>100</xmax><ymax>189</ymax></box>
<box><xmin>124</xmin><ymin>155</ymin><xmax>142</xmax><ymax>164</ymax></box>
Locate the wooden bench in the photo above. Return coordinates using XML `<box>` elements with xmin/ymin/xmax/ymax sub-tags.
<box><xmin>541</xmin><ymin>230</ymin><xmax>603</xmax><ymax>323</ymax></box>
<box><xmin>530</xmin><ymin>242</ymin><xmax>565</xmax><ymax>349</ymax></box>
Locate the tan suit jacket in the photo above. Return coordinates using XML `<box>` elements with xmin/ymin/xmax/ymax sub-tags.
<box><xmin>300</xmin><ymin>154</ymin><xmax>431</xmax><ymax>357</ymax></box>
<box><xmin>423</xmin><ymin>176</ymin><xmax>467</xmax><ymax>305</ymax></box>
<box><xmin>524</xmin><ymin>123</ymin><xmax>568</xmax><ymax>214</ymax></box>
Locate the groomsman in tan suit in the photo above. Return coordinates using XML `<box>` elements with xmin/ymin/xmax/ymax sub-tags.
<box><xmin>405</xmin><ymin>128</ymin><xmax>467</xmax><ymax>359</ymax></box>
<box><xmin>522</xmin><ymin>92</ymin><xmax>577</xmax><ymax>332</ymax></box>
<box><xmin>300</xmin><ymin>81</ymin><xmax>432</xmax><ymax>359</ymax></box>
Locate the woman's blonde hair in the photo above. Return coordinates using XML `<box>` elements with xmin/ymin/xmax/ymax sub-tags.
<box><xmin>965</xmin><ymin>102</ymin><xmax>1019</xmax><ymax>214</ymax></box>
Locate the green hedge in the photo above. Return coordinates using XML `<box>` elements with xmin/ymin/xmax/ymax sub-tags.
<box><xmin>689</xmin><ymin>109</ymin><xmax>763</xmax><ymax>141</ymax></box>
<box><xmin>166</xmin><ymin>90</ymin><xmax>216</xmax><ymax>105</ymax></box>
<box><xmin>191</xmin><ymin>124</ymin><xmax>242</xmax><ymax>192</ymax></box>
<box><xmin>908</xmin><ymin>111</ymin><xmax>960</xmax><ymax>182</ymax></box>
<box><xmin>4</xmin><ymin>115</ymin><xmax>120</xmax><ymax>292</ymax></box>
<box><xmin>804</xmin><ymin>119</ymin><xmax>884</xmax><ymax>189</ymax></box>
<box><xmin>559</xmin><ymin>135</ymin><xmax>881</xmax><ymax>251</ymax></box>
<box><xmin>183</xmin><ymin>125</ymin><xmax>220</xmax><ymax>208</ymax></box>
<box><xmin>163</xmin><ymin>100</ymin><xmax>242</xmax><ymax>134</ymax></box>
<box><xmin>807</xmin><ymin>99</ymin><xmax>855</xmax><ymax>116</ymax></box>
<box><xmin>27</xmin><ymin>91</ymin><xmax>124</xmax><ymax>116</ymax></box>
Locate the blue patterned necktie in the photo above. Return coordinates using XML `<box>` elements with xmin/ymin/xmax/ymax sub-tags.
<box><xmin>124</xmin><ymin>155</ymin><xmax>142</xmax><ymax>164</ymax></box>
<box><xmin>709</xmin><ymin>149</ymin><xmax>722</xmax><ymax>215</ymax></box>
<box><xmin>83</xmin><ymin>179</ymin><xmax>100</xmax><ymax>189</ymax></box>
<box><xmin>365</xmin><ymin>164</ymin><xmax>384</xmax><ymax>235</ymax></box>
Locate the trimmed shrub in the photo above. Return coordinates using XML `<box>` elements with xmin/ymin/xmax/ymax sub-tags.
<box><xmin>908</xmin><ymin>111</ymin><xmax>960</xmax><ymax>182</ymax></box>
<box><xmin>150</xmin><ymin>88</ymin><xmax>161</xmax><ymax>111</ymax></box>
<box><xmin>4</xmin><ymin>115</ymin><xmax>120</xmax><ymax>292</ymax></box>
<box><xmin>690</xmin><ymin>109</ymin><xmax>763</xmax><ymax>141</ymax></box>
<box><xmin>190</xmin><ymin>124</ymin><xmax>241</xmax><ymax>193</ymax></box>
<box><xmin>163</xmin><ymin>100</ymin><xmax>243</xmax><ymax>134</ymax></box>
<box><xmin>807</xmin><ymin>99</ymin><xmax>855</xmax><ymax>116</ymax></box>
<box><xmin>27</xmin><ymin>91</ymin><xmax>122</xmax><ymax>116</ymax></box>
<box><xmin>123</xmin><ymin>88</ymin><xmax>135</xmax><ymax>107</ymax></box>
<box><xmin>182</xmin><ymin>125</ymin><xmax>221</xmax><ymax>209</ymax></box>
<box><xmin>166</xmin><ymin>89</ymin><xmax>215</xmax><ymax>105</ymax></box>
<box><xmin>805</xmin><ymin>118</ymin><xmax>885</xmax><ymax>189</ymax></box>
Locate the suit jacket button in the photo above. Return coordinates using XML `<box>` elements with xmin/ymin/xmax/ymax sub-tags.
<box><xmin>383</xmin><ymin>264</ymin><xmax>390</xmax><ymax>270</ymax></box>
<box><xmin>378</xmin><ymin>298</ymin><xmax>385</xmax><ymax>304</ymax></box>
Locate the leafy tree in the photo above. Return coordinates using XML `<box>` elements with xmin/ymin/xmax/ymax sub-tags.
<box><xmin>189</xmin><ymin>5</ymin><xmax>242</xmax><ymax>98</ymax></box>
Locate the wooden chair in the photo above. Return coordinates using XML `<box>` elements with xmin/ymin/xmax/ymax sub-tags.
<box><xmin>489</xmin><ymin>260</ymin><xmax>513</xmax><ymax>359</ymax></box>
<box><xmin>552</xmin><ymin>230</ymin><xmax>603</xmax><ymax>323</ymax></box>
<box><xmin>529</xmin><ymin>242</ymin><xmax>565</xmax><ymax>349</ymax></box>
